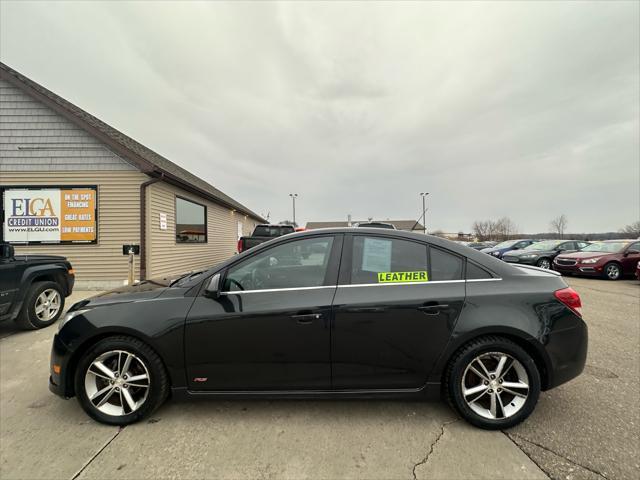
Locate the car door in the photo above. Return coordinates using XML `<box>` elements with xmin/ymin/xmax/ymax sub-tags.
<box><xmin>185</xmin><ymin>234</ymin><xmax>342</xmax><ymax>391</ymax></box>
<box><xmin>621</xmin><ymin>241</ymin><xmax>640</xmax><ymax>274</ymax></box>
<box><xmin>331</xmin><ymin>234</ymin><xmax>466</xmax><ymax>390</ymax></box>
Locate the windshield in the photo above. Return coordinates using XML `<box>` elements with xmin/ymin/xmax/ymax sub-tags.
<box><xmin>493</xmin><ymin>240</ymin><xmax>519</xmax><ymax>248</ymax></box>
<box><xmin>580</xmin><ymin>242</ymin><xmax>627</xmax><ymax>253</ymax></box>
<box><xmin>170</xmin><ymin>270</ymin><xmax>205</xmax><ymax>287</ymax></box>
<box><xmin>524</xmin><ymin>240</ymin><xmax>562</xmax><ymax>251</ymax></box>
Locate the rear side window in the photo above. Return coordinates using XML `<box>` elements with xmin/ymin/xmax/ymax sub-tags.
<box><xmin>466</xmin><ymin>262</ymin><xmax>492</xmax><ymax>280</ymax></box>
<box><xmin>430</xmin><ymin>247</ymin><xmax>463</xmax><ymax>280</ymax></box>
<box><xmin>350</xmin><ymin>236</ymin><xmax>428</xmax><ymax>284</ymax></box>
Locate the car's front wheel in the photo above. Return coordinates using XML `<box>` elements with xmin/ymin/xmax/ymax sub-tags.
<box><xmin>15</xmin><ymin>281</ymin><xmax>65</xmax><ymax>330</ymax></box>
<box><xmin>604</xmin><ymin>262</ymin><xmax>622</xmax><ymax>281</ymax></box>
<box><xmin>445</xmin><ymin>336</ymin><xmax>541</xmax><ymax>430</ymax></box>
<box><xmin>74</xmin><ymin>336</ymin><xmax>169</xmax><ymax>425</ymax></box>
<box><xmin>536</xmin><ymin>258</ymin><xmax>551</xmax><ymax>269</ymax></box>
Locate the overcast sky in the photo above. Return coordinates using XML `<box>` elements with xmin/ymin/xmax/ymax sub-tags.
<box><xmin>1</xmin><ymin>1</ymin><xmax>638</xmax><ymax>233</ymax></box>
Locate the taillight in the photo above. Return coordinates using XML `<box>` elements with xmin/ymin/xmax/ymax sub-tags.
<box><xmin>237</xmin><ymin>239</ymin><xmax>243</xmax><ymax>253</ymax></box>
<box><xmin>554</xmin><ymin>287</ymin><xmax>582</xmax><ymax>317</ymax></box>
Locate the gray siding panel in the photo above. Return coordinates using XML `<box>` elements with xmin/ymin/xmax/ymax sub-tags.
<box><xmin>0</xmin><ymin>79</ymin><xmax>136</xmax><ymax>171</ymax></box>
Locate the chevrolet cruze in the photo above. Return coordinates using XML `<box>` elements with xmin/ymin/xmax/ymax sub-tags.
<box><xmin>50</xmin><ymin>228</ymin><xmax>588</xmax><ymax>430</ymax></box>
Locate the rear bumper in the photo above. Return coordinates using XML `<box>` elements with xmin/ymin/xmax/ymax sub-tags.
<box><xmin>544</xmin><ymin>319</ymin><xmax>588</xmax><ymax>389</ymax></box>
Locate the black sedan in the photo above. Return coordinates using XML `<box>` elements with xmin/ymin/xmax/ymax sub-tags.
<box><xmin>50</xmin><ymin>228</ymin><xmax>588</xmax><ymax>430</ymax></box>
<box><xmin>503</xmin><ymin>240</ymin><xmax>590</xmax><ymax>269</ymax></box>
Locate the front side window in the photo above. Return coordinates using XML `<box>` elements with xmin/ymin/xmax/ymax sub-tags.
<box><xmin>176</xmin><ymin>197</ymin><xmax>207</xmax><ymax>243</ymax></box>
<box><xmin>225</xmin><ymin>237</ymin><xmax>334</xmax><ymax>291</ymax></box>
<box><xmin>350</xmin><ymin>236</ymin><xmax>428</xmax><ymax>284</ymax></box>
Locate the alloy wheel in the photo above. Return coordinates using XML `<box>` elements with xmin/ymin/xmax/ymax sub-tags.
<box><xmin>606</xmin><ymin>264</ymin><xmax>620</xmax><ymax>280</ymax></box>
<box><xmin>538</xmin><ymin>259</ymin><xmax>551</xmax><ymax>269</ymax></box>
<box><xmin>35</xmin><ymin>289</ymin><xmax>61</xmax><ymax>321</ymax></box>
<box><xmin>461</xmin><ymin>352</ymin><xmax>530</xmax><ymax>420</ymax></box>
<box><xmin>84</xmin><ymin>350</ymin><xmax>150</xmax><ymax>416</ymax></box>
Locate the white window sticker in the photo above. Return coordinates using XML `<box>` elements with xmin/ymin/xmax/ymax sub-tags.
<box><xmin>362</xmin><ymin>238</ymin><xmax>392</xmax><ymax>272</ymax></box>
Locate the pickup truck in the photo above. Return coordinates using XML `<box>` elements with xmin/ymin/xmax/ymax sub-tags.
<box><xmin>237</xmin><ymin>224</ymin><xmax>296</xmax><ymax>253</ymax></box>
<box><xmin>0</xmin><ymin>242</ymin><xmax>75</xmax><ymax>330</ymax></box>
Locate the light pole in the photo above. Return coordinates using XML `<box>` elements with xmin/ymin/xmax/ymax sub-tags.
<box><xmin>289</xmin><ymin>193</ymin><xmax>298</xmax><ymax>227</ymax></box>
<box><xmin>420</xmin><ymin>192</ymin><xmax>429</xmax><ymax>234</ymax></box>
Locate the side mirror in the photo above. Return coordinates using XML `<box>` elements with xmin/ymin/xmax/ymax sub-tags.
<box><xmin>205</xmin><ymin>273</ymin><xmax>221</xmax><ymax>298</ymax></box>
<box><xmin>0</xmin><ymin>243</ymin><xmax>15</xmax><ymax>260</ymax></box>
<box><xmin>626</xmin><ymin>249</ymin><xmax>640</xmax><ymax>256</ymax></box>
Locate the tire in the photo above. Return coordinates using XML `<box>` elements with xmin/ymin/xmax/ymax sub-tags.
<box><xmin>536</xmin><ymin>258</ymin><xmax>551</xmax><ymax>269</ymax></box>
<box><xmin>74</xmin><ymin>336</ymin><xmax>169</xmax><ymax>426</ymax></box>
<box><xmin>603</xmin><ymin>262</ymin><xmax>622</xmax><ymax>281</ymax></box>
<box><xmin>14</xmin><ymin>281</ymin><xmax>65</xmax><ymax>330</ymax></box>
<box><xmin>444</xmin><ymin>336</ymin><xmax>541</xmax><ymax>430</ymax></box>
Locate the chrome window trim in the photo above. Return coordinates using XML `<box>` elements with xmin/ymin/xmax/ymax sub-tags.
<box><xmin>339</xmin><ymin>280</ymin><xmax>465</xmax><ymax>288</ymax></box>
<box><xmin>466</xmin><ymin>278</ymin><xmax>503</xmax><ymax>283</ymax></box>
<box><xmin>221</xmin><ymin>285</ymin><xmax>335</xmax><ymax>295</ymax></box>
<box><xmin>220</xmin><ymin>278</ymin><xmax>503</xmax><ymax>294</ymax></box>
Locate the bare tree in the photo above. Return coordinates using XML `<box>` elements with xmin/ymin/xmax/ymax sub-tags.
<box><xmin>550</xmin><ymin>214</ymin><xmax>568</xmax><ymax>239</ymax></box>
<box><xmin>494</xmin><ymin>217</ymin><xmax>518</xmax><ymax>240</ymax></box>
<box><xmin>472</xmin><ymin>220</ymin><xmax>491</xmax><ymax>241</ymax></box>
<box><xmin>619</xmin><ymin>220</ymin><xmax>640</xmax><ymax>238</ymax></box>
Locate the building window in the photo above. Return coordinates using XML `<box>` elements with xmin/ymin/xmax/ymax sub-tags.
<box><xmin>175</xmin><ymin>197</ymin><xmax>207</xmax><ymax>243</ymax></box>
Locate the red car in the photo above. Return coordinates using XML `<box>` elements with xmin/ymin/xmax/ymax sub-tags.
<box><xmin>554</xmin><ymin>239</ymin><xmax>640</xmax><ymax>280</ymax></box>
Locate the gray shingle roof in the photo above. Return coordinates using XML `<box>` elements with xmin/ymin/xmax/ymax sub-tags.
<box><xmin>306</xmin><ymin>220</ymin><xmax>425</xmax><ymax>231</ymax></box>
<box><xmin>0</xmin><ymin>62</ymin><xmax>265</xmax><ymax>222</ymax></box>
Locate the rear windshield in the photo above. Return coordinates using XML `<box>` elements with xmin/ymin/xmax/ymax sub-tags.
<box><xmin>581</xmin><ymin>242</ymin><xmax>627</xmax><ymax>253</ymax></box>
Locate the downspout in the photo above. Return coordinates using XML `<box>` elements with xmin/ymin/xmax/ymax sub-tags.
<box><xmin>139</xmin><ymin>173</ymin><xmax>164</xmax><ymax>281</ymax></box>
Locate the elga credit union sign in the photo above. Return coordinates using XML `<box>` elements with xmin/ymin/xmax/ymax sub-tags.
<box><xmin>2</xmin><ymin>187</ymin><xmax>97</xmax><ymax>244</ymax></box>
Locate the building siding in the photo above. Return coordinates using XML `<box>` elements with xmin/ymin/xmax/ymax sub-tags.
<box><xmin>1</xmin><ymin>171</ymin><xmax>148</xmax><ymax>289</ymax></box>
<box><xmin>146</xmin><ymin>181</ymin><xmax>260</xmax><ymax>279</ymax></box>
<box><xmin>0</xmin><ymin>79</ymin><xmax>136</xmax><ymax>171</ymax></box>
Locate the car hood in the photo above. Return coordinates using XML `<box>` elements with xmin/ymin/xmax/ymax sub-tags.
<box><xmin>556</xmin><ymin>251</ymin><xmax>607</xmax><ymax>259</ymax></box>
<box><xmin>507</xmin><ymin>249</ymin><xmax>551</xmax><ymax>257</ymax></box>
<box><xmin>74</xmin><ymin>278</ymin><xmax>171</xmax><ymax>309</ymax></box>
<box><xmin>14</xmin><ymin>254</ymin><xmax>68</xmax><ymax>263</ymax></box>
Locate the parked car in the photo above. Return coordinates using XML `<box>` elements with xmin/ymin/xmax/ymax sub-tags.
<box><xmin>0</xmin><ymin>242</ymin><xmax>75</xmax><ymax>329</ymax></box>
<box><xmin>50</xmin><ymin>228</ymin><xmax>587</xmax><ymax>430</ymax></box>
<box><xmin>356</xmin><ymin>222</ymin><xmax>396</xmax><ymax>229</ymax></box>
<box><xmin>553</xmin><ymin>240</ymin><xmax>640</xmax><ymax>280</ymax></box>
<box><xmin>481</xmin><ymin>239</ymin><xmax>536</xmax><ymax>259</ymax></box>
<box><xmin>467</xmin><ymin>241</ymin><xmax>497</xmax><ymax>251</ymax></box>
<box><xmin>503</xmin><ymin>240</ymin><xmax>590</xmax><ymax>269</ymax></box>
<box><xmin>237</xmin><ymin>224</ymin><xmax>295</xmax><ymax>253</ymax></box>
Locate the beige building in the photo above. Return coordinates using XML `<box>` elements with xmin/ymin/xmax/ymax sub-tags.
<box><xmin>0</xmin><ymin>62</ymin><xmax>264</xmax><ymax>289</ymax></box>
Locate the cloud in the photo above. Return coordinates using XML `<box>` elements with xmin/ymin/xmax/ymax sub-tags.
<box><xmin>1</xmin><ymin>0</ymin><xmax>638</xmax><ymax>232</ymax></box>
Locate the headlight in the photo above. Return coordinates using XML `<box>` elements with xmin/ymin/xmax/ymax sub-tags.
<box><xmin>58</xmin><ymin>308</ymin><xmax>90</xmax><ymax>331</ymax></box>
<box><xmin>521</xmin><ymin>254</ymin><xmax>537</xmax><ymax>259</ymax></box>
<box><xmin>492</xmin><ymin>251</ymin><xmax>501</xmax><ymax>256</ymax></box>
<box><xmin>581</xmin><ymin>257</ymin><xmax>601</xmax><ymax>264</ymax></box>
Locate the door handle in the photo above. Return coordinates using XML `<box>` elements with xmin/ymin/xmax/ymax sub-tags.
<box><xmin>418</xmin><ymin>304</ymin><xmax>449</xmax><ymax>315</ymax></box>
<box><xmin>291</xmin><ymin>313</ymin><xmax>323</xmax><ymax>324</ymax></box>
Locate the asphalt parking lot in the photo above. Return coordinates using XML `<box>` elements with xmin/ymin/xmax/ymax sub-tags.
<box><xmin>1</xmin><ymin>277</ymin><xmax>638</xmax><ymax>480</ymax></box>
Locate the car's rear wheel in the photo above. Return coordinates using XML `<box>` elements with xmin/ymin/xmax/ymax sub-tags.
<box><xmin>536</xmin><ymin>258</ymin><xmax>551</xmax><ymax>269</ymax></box>
<box><xmin>74</xmin><ymin>336</ymin><xmax>169</xmax><ymax>425</ymax></box>
<box><xmin>445</xmin><ymin>336</ymin><xmax>541</xmax><ymax>430</ymax></box>
<box><xmin>14</xmin><ymin>281</ymin><xmax>65</xmax><ymax>330</ymax></box>
<box><xmin>604</xmin><ymin>262</ymin><xmax>622</xmax><ymax>281</ymax></box>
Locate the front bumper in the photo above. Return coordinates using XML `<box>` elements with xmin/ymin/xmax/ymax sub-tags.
<box><xmin>553</xmin><ymin>263</ymin><xmax>603</xmax><ymax>276</ymax></box>
<box><xmin>49</xmin><ymin>333</ymin><xmax>73</xmax><ymax>398</ymax></box>
<box><xmin>503</xmin><ymin>256</ymin><xmax>537</xmax><ymax>265</ymax></box>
